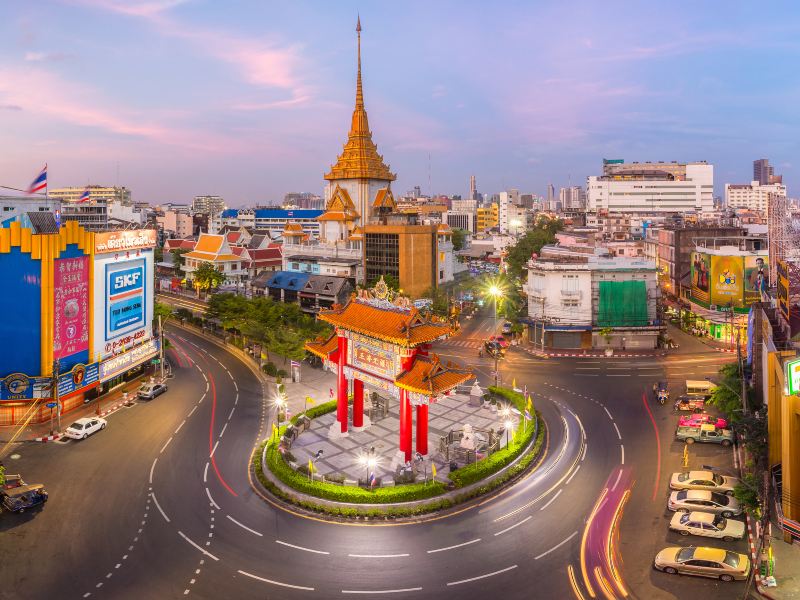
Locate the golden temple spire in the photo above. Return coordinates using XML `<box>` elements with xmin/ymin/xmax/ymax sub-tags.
<box><xmin>324</xmin><ymin>17</ymin><xmax>395</xmax><ymax>182</ymax></box>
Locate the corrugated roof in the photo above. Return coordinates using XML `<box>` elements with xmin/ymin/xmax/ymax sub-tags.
<box><xmin>26</xmin><ymin>211</ymin><xmax>59</xmax><ymax>234</ymax></box>
<box><xmin>266</xmin><ymin>270</ymin><xmax>311</xmax><ymax>291</ymax></box>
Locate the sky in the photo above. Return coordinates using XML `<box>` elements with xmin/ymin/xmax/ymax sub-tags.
<box><xmin>1</xmin><ymin>1</ymin><xmax>799</xmax><ymax>206</ymax></box>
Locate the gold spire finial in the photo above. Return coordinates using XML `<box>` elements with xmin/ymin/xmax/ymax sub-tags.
<box><xmin>356</xmin><ymin>16</ymin><xmax>363</xmax><ymax>109</ymax></box>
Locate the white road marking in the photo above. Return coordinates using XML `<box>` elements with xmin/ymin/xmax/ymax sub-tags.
<box><xmin>228</xmin><ymin>407</ymin><xmax>235</xmax><ymax>420</ymax></box>
<box><xmin>219</xmin><ymin>423</ymin><xmax>228</xmax><ymax>438</ymax></box>
<box><xmin>203</xmin><ymin>462</ymin><xmax>209</xmax><ymax>483</ymax></box>
<box><xmin>447</xmin><ymin>565</ymin><xmax>517</xmax><ymax>586</ymax></box>
<box><xmin>205</xmin><ymin>487</ymin><xmax>220</xmax><ymax>510</ymax></box>
<box><xmin>234</xmin><ymin>393</ymin><xmax>238</xmax><ymax>405</ymax></box>
<box><xmin>233</xmin><ymin>382</ymin><xmax>238</xmax><ymax>392</ymax></box>
<box><xmin>494</xmin><ymin>515</ymin><xmax>532</xmax><ymax>536</ymax></box>
<box><xmin>607</xmin><ymin>374</ymin><xmax>630</xmax><ymax>377</ymax></box>
<box><xmin>205</xmin><ymin>382</ymin><xmax>209</xmax><ymax>392</ymax></box>
<box><xmin>188</xmin><ymin>405</ymin><xmax>198</xmax><ymax>417</ymax></box>
<box><xmin>198</xmin><ymin>393</ymin><xmax>206</xmax><ymax>405</ymax></box>
<box><xmin>342</xmin><ymin>588</ymin><xmax>422</xmax><ymax>595</ymax></box>
<box><xmin>576</xmin><ymin>374</ymin><xmax>599</xmax><ymax>377</ymax></box>
<box><xmin>566</xmin><ymin>465</ymin><xmax>581</xmax><ymax>485</ymax></box>
<box><xmin>178</xmin><ymin>531</ymin><xmax>219</xmax><ymax>561</ymax></box>
<box><xmin>427</xmin><ymin>538</ymin><xmax>480</xmax><ymax>553</ymax></box>
<box><xmin>613</xmin><ymin>422</ymin><xmax>622</xmax><ymax>440</ymax></box>
<box><xmin>540</xmin><ymin>489</ymin><xmax>562</xmax><ymax>511</ymax></box>
<box><xmin>611</xmin><ymin>469</ymin><xmax>624</xmax><ymax>492</ymax></box>
<box><xmin>160</xmin><ymin>437</ymin><xmax>173</xmax><ymax>454</ymax></box>
<box><xmin>175</xmin><ymin>420</ymin><xmax>186</xmax><ymax>434</ymax></box>
<box><xmin>534</xmin><ymin>531</ymin><xmax>579</xmax><ymax>560</ymax></box>
<box><xmin>603</xmin><ymin>406</ymin><xmax>613</xmax><ymax>420</ymax></box>
<box><xmin>237</xmin><ymin>570</ymin><xmax>314</xmax><ymax>591</ymax></box>
<box><xmin>275</xmin><ymin>540</ymin><xmax>330</xmax><ymax>555</ymax></box>
<box><xmin>620</xmin><ymin>444</ymin><xmax>625</xmax><ymax>465</ymax></box>
<box><xmin>151</xmin><ymin>492</ymin><xmax>170</xmax><ymax>523</ymax></box>
<box><xmin>210</xmin><ymin>440</ymin><xmax>219</xmax><ymax>457</ymax></box>
<box><xmin>202</xmin><ymin>373</ymin><xmax>208</xmax><ymax>382</ymax></box>
<box><xmin>348</xmin><ymin>553</ymin><xmax>410</xmax><ymax>558</ymax></box>
<box><xmin>225</xmin><ymin>514</ymin><xmax>262</xmax><ymax>536</ymax></box>
<box><xmin>149</xmin><ymin>458</ymin><xmax>157</xmax><ymax>484</ymax></box>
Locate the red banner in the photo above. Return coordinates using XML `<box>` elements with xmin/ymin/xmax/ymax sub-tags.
<box><xmin>54</xmin><ymin>256</ymin><xmax>89</xmax><ymax>360</ymax></box>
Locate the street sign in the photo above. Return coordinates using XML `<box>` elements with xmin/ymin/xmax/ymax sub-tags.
<box><xmin>786</xmin><ymin>358</ymin><xmax>800</xmax><ymax>396</ymax></box>
<box><xmin>46</xmin><ymin>402</ymin><xmax>57</xmax><ymax>409</ymax></box>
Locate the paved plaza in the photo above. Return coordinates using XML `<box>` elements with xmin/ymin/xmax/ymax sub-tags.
<box><xmin>289</xmin><ymin>391</ymin><xmax>522</xmax><ymax>484</ymax></box>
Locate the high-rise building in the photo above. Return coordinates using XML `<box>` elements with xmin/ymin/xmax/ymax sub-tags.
<box><xmin>192</xmin><ymin>195</ymin><xmax>226</xmax><ymax>215</ymax></box>
<box><xmin>546</xmin><ymin>184</ymin><xmax>555</xmax><ymax>210</ymax></box>
<box><xmin>49</xmin><ymin>185</ymin><xmax>131</xmax><ymax>205</ymax></box>
<box><xmin>283</xmin><ymin>192</ymin><xmax>324</xmax><ymax>210</ymax></box>
<box><xmin>587</xmin><ymin>160</ymin><xmax>714</xmax><ymax>214</ymax></box>
<box><xmin>754</xmin><ymin>159</ymin><xmax>774</xmax><ymax>185</ymax></box>
<box><xmin>725</xmin><ymin>180</ymin><xmax>786</xmax><ymax>214</ymax></box>
<box><xmin>469</xmin><ymin>175</ymin><xmax>479</xmax><ymax>201</ymax></box>
<box><xmin>559</xmin><ymin>186</ymin><xmax>587</xmax><ymax>210</ymax></box>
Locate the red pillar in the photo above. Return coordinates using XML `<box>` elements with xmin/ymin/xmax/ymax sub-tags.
<box><xmin>353</xmin><ymin>378</ymin><xmax>364</xmax><ymax>428</ymax></box>
<box><xmin>399</xmin><ymin>390</ymin><xmax>412</xmax><ymax>461</ymax></box>
<box><xmin>337</xmin><ymin>335</ymin><xmax>348</xmax><ymax>434</ymax></box>
<box><xmin>416</xmin><ymin>403</ymin><xmax>428</xmax><ymax>456</ymax></box>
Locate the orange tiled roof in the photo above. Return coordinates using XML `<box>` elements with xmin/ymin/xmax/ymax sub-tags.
<box><xmin>284</xmin><ymin>223</ymin><xmax>304</xmax><ymax>233</ymax></box>
<box><xmin>305</xmin><ymin>334</ymin><xmax>339</xmax><ymax>360</ymax></box>
<box><xmin>373</xmin><ymin>187</ymin><xmax>396</xmax><ymax>210</ymax></box>
<box><xmin>317</xmin><ymin>211</ymin><xmax>357</xmax><ymax>222</ymax></box>
<box><xmin>184</xmin><ymin>250</ymin><xmax>240</xmax><ymax>263</ymax></box>
<box><xmin>317</xmin><ymin>300</ymin><xmax>451</xmax><ymax>347</ymax></box>
<box><xmin>194</xmin><ymin>233</ymin><xmax>224</xmax><ymax>254</ymax></box>
<box><xmin>395</xmin><ymin>354</ymin><xmax>472</xmax><ymax>396</ymax></box>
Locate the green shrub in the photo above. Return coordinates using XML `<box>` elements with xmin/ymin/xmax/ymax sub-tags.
<box><xmin>263</xmin><ymin>362</ymin><xmax>278</xmax><ymax>377</ymax></box>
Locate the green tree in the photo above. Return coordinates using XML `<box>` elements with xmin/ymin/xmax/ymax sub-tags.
<box><xmin>171</xmin><ymin>248</ymin><xmax>191</xmax><ymax>269</ymax></box>
<box><xmin>154</xmin><ymin>245</ymin><xmax>164</xmax><ymax>264</ymax></box>
<box><xmin>0</xmin><ymin>463</ymin><xmax>5</xmax><ymax>487</ymax></box>
<box><xmin>504</xmin><ymin>218</ymin><xmax>563</xmax><ymax>279</ymax></box>
<box><xmin>451</xmin><ymin>228</ymin><xmax>468</xmax><ymax>252</ymax></box>
<box><xmin>153</xmin><ymin>301</ymin><xmax>173</xmax><ymax>325</ymax></box>
<box><xmin>733</xmin><ymin>472</ymin><xmax>761</xmax><ymax>516</ymax></box>
<box><xmin>707</xmin><ymin>363</ymin><xmax>746</xmax><ymax>423</ymax></box>
<box><xmin>193</xmin><ymin>262</ymin><xmax>226</xmax><ymax>295</ymax></box>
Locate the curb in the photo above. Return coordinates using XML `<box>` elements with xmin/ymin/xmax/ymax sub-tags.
<box><xmin>521</xmin><ymin>347</ymin><xmax>668</xmax><ymax>359</ymax></box>
<box><xmin>33</xmin><ymin>433</ymin><xmax>61</xmax><ymax>442</ymax></box>
<box><xmin>713</xmin><ymin>347</ymin><xmax>737</xmax><ymax>353</ymax></box>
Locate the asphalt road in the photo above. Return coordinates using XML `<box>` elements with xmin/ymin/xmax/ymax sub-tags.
<box><xmin>0</xmin><ymin>314</ymin><xmax>748</xmax><ymax>600</ymax></box>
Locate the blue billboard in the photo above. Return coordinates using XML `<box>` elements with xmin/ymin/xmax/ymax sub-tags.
<box><xmin>106</xmin><ymin>259</ymin><xmax>145</xmax><ymax>340</ymax></box>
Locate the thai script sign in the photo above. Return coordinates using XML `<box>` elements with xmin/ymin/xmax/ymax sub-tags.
<box><xmin>95</xmin><ymin>229</ymin><xmax>156</xmax><ymax>254</ymax></box>
<box><xmin>99</xmin><ymin>339</ymin><xmax>159</xmax><ymax>381</ymax></box>
<box><xmin>54</xmin><ymin>256</ymin><xmax>89</xmax><ymax>360</ymax></box>
<box><xmin>57</xmin><ymin>362</ymin><xmax>100</xmax><ymax>397</ymax></box>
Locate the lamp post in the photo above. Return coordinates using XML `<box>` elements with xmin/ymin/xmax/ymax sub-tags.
<box><xmin>487</xmin><ymin>285</ymin><xmax>504</xmax><ymax>387</ymax></box>
<box><xmin>503</xmin><ymin>419</ymin><xmax>514</xmax><ymax>448</ymax></box>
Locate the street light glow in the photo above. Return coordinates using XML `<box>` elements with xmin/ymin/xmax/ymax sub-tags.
<box><xmin>489</xmin><ymin>285</ymin><xmax>502</xmax><ymax>298</ymax></box>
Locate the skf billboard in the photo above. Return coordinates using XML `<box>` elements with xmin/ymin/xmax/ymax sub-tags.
<box><xmin>93</xmin><ymin>239</ymin><xmax>155</xmax><ymax>362</ymax></box>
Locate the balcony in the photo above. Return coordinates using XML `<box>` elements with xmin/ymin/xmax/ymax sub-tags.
<box><xmin>561</xmin><ymin>289</ymin><xmax>581</xmax><ymax>297</ymax></box>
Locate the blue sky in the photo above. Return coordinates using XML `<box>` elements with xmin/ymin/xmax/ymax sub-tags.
<box><xmin>1</xmin><ymin>1</ymin><xmax>798</xmax><ymax>205</ymax></box>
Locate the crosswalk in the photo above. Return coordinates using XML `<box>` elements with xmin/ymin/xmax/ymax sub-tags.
<box><xmin>434</xmin><ymin>339</ymin><xmax>484</xmax><ymax>350</ymax></box>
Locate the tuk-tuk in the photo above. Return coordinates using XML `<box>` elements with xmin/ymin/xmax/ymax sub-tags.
<box><xmin>673</xmin><ymin>395</ymin><xmax>705</xmax><ymax>412</ymax></box>
<box><xmin>686</xmin><ymin>379</ymin><xmax>716</xmax><ymax>399</ymax></box>
<box><xmin>657</xmin><ymin>382</ymin><xmax>670</xmax><ymax>405</ymax></box>
<box><xmin>1</xmin><ymin>483</ymin><xmax>48</xmax><ymax>514</ymax></box>
<box><xmin>2</xmin><ymin>473</ymin><xmax>24</xmax><ymax>490</ymax></box>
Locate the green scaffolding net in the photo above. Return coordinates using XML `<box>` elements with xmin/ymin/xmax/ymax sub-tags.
<box><xmin>596</xmin><ymin>280</ymin><xmax>649</xmax><ymax>327</ymax></box>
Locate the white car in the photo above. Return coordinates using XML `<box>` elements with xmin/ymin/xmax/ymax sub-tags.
<box><xmin>669</xmin><ymin>470</ymin><xmax>739</xmax><ymax>495</ymax></box>
<box><xmin>668</xmin><ymin>489</ymin><xmax>742</xmax><ymax>518</ymax></box>
<box><xmin>669</xmin><ymin>511</ymin><xmax>745</xmax><ymax>542</ymax></box>
<box><xmin>64</xmin><ymin>417</ymin><xmax>107</xmax><ymax>440</ymax></box>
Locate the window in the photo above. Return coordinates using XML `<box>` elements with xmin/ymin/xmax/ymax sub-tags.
<box><xmin>562</xmin><ymin>299</ymin><xmax>579</xmax><ymax>308</ymax></box>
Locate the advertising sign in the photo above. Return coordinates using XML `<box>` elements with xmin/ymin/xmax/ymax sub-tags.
<box><xmin>106</xmin><ymin>259</ymin><xmax>146</xmax><ymax>339</ymax></box>
<box><xmin>94</xmin><ymin>229</ymin><xmax>156</xmax><ymax>254</ymax></box>
<box><xmin>710</xmin><ymin>255</ymin><xmax>744</xmax><ymax>308</ymax></box>
<box><xmin>0</xmin><ymin>373</ymin><xmax>50</xmax><ymax>401</ymax></box>
<box><xmin>777</xmin><ymin>260</ymin><xmax>791</xmax><ymax>323</ymax></box>
<box><xmin>54</xmin><ymin>256</ymin><xmax>89</xmax><ymax>360</ymax></box>
<box><xmin>57</xmin><ymin>362</ymin><xmax>100</xmax><ymax>397</ymax></box>
<box><xmin>690</xmin><ymin>251</ymin><xmax>711</xmax><ymax>303</ymax></box>
<box><xmin>744</xmin><ymin>255</ymin><xmax>769</xmax><ymax>304</ymax></box>
<box><xmin>99</xmin><ymin>339</ymin><xmax>159</xmax><ymax>381</ymax></box>
<box><xmin>786</xmin><ymin>358</ymin><xmax>800</xmax><ymax>396</ymax></box>
<box><xmin>350</xmin><ymin>340</ymin><xmax>396</xmax><ymax>379</ymax></box>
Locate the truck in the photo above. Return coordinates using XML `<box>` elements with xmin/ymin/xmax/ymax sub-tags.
<box><xmin>675</xmin><ymin>423</ymin><xmax>733</xmax><ymax>446</ymax></box>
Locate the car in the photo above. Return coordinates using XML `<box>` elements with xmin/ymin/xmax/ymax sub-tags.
<box><xmin>679</xmin><ymin>414</ymin><xmax>728</xmax><ymax>429</ymax></box>
<box><xmin>1</xmin><ymin>483</ymin><xmax>48</xmax><ymax>514</ymax></box>
<box><xmin>669</xmin><ymin>470</ymin><xmax>739</xmax><ymax>494</ymax></box>
<box><xmin>138</xmin><ymin>382</ymin><xmax>168</xmax><ymax>400</ymax></box>
<box><xmin>488</xmin><ymin>335</ymin><xmax>509</xmax><ymax>348</ymax></box>
<box><xmin>654</xmin><ymin>546</ymin><xmax>750</xmax><ymax>582</ymax></box>
<box><xmin>668</xmin><ymin>490</ymin><xmax>742</xmax><ymax>517</ymax></box>
<box><xmin>483</xmin><ymin>340</ymin><xmax>505</xmax><ymax>358</ymax></box>
<box><xmin>668</xmin><ymin>511</ymin><xmax>745</xmax><ymax>541</ymax></box>
<box><xmin>501</xmin><ymin>322</ymin><xmax>513</xmax><ymax>335</ymax></box>
<box><xmin>64</xmin><ymin>417</ymin><xmax>107</xmax><ymax>440</ymax></box>
<box><xmin>675</xmin><ymin>424</ymin><xmax>734</xmax><ymax>446</ymax></box>
<box><xmin>674</xmin><ymin>395</ymin><xmax>705</xmax><ymax>412</ymax></box>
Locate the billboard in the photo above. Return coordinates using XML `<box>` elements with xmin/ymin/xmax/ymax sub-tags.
<box><xmin>99</xmin><ymin>339</ymin><xmax>159</xmax><ymax>381</ymax></box>
<box><xmin>106</xmin><ymin>259</ymin><xmax>146</xmax><ymax>340</ymax></box>
<box><xmin>57</xmin><ymin>362</ymin><xmax>100</xmax><ymax>397</ymax></box>
<box><xmin>94</xmin><ymin>229</ymin><xmax>156</xmax><ymax>254</ymax></box>
<box><xmin>744</xmin><ymin>256</ymin><xmax>769</xmax><ymax>304</ymax></box>
<box><xmin>710</xmin><ymin>255</ymin><xmax>744</xmax><ymax>308</ymax></box>
<box><xmin>777</xmin><ymin>260</ymin><xmax>791</xmax><ymax>323</ymax></box>
<box><xmin>787</xmin><ymin>358</ymin><xmax>800</xmax><ymax>396</ymax></box>
<box><xmin>0</xmin><ymin>373</ymin><xmax>50</xmax><ymax>401</ymax></box>
<box><xmin>690</xmin><ymin>251</ymin><xmax>711</xmax><ymax>303</ymax></box>
<box><xmin>53</xmin><ymin>256</ymin><xmax>89</xmax><ymax>361</ymax></box>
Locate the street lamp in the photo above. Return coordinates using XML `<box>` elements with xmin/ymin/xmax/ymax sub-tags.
<box><xmin>503</xmin><ymin>419</ymin><xmax>514</xmax><ymax>447</ymax></box>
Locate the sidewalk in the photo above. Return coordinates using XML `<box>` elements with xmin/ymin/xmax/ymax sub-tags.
<box><xmin>520</xmin><ymin>344</ymin><xmax>667</xmax><ymax>359</ymax></box>
<box><xmin>665</xmin><ymin>322</ymin><xmax>738</xmax><ymax>355</ymax></box>
<box><xmin>757</xmin><ymin>520</ymin><xmax>800</xmax><ymax>599</ymax></box>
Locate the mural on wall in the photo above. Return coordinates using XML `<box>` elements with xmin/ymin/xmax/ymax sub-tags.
<box><xmin>744</xmin><ymin>256</ymin><xmax>769</xmax><ymax>304</ymax></box>
<box><xmin>691</xmin><ymin>251</ymin><xmax>711</xmax><ymax>303</ymax></box>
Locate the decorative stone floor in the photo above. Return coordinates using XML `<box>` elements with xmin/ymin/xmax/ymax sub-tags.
<box><xmin>289</xmin><ymin>392</ymin><xmax>523</xmax><ymax>484</ymax></box>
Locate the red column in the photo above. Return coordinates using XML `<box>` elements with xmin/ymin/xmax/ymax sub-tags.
<box><xmin>399</xmin><ymin>390</ymin><xmax>412</xmax><ymax>461</ymax></box>
<box><xmin>337</xmin><ymin>335</ymin><xmax>348</xmax><ymax>434</ymax></box>
<box><xmin>416</xmin><ymin>403</ymin><xmax>428</xmax><ymax>456</ymax></box>
<box><xmin>353</xmin><ymin>379</ymin><xmax>364</xmax><ymax>428</ymax></box>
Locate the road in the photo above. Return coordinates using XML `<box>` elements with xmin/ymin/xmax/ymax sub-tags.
<box><xmin>0</xmin><ymin>313</ymin><xmax>748</xmax><ymax>599</ymax></box>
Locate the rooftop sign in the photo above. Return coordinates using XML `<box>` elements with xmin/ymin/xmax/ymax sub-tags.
<box><xmin>95</xmin><ymin>229</ymin><xmax>156</xmax><ymax>254</ymax></box>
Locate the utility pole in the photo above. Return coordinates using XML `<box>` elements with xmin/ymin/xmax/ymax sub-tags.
<box><xmin>159</xmin><ymin>314</ymin><xmax>165</xmax><ymax>381</ymax></box>
<box><xmin>52</xmin><ymin>359</ymin><xmax>61</xmax><ymax>433</ymax></box>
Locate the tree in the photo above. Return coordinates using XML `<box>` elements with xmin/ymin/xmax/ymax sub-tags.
<box><xmin>451</xmin><ymin>228</ymin><xmax>468</xmax><ymax>252</ymax></box>
<box><xmin>154</xmin><ymin>245</ymin><xmax>164</xmax><ymax>264</ymax></box>
<box><xmin>171</xmin><ymin>248</ymin><xmax>191</xmax><ymax>269</ymax></box>
<box><xmin>193</xmin><ymin>262</ymin><xmax>225</xmax><ymax>295</ymax></box>
<box><xmin>504</xmin><ymin>218</ymin><xmax>564</xmax><ymax>279</ymax></box>
<box><xmin>707</xmin><ymin>363</ymin><xmax>746</xmax><ymax>423</ymax></box>
<box><xmin>153</xmin><ymin>301</ymin><xmax>173</xmax><ymax>324</ymax></box>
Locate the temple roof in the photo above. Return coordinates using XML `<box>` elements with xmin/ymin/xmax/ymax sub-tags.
<box><xmin>316</xmin><ymin>299</ymin><xmax>451</xmax><ymax>347</ymax></box>
<box><xmin>305</xmin><ymin>333</ymin><xmax>340</xmax><ymax>360</ymax></box>
<box><xmin>395</xmin><ymin>354</ymin><xmax>473</xmax><ymax>396</ymax></box>
<box><xmin>372</xmin><ymin>187</ymin><xmax>397</xmax><ymax>210</ymax></box>
<box><xmin>324</xmin><ymin>20</ymin><xmax>395</xmax><ymax>183</ymax></box>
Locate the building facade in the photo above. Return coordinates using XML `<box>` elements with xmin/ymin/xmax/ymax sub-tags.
<box><xmin>192</xmin><ymin>195</ymin><xmax>226</xmax><ymax>215</ymax></box>
<box><xmin>476</xmin><ymin>203</ymin><xmax>498</xmax><ymax>231</ymax></box>
<box><xmin>725</xmin><ymin>181</ymin><xmax>786</xmax><ymax>214</ymax></box>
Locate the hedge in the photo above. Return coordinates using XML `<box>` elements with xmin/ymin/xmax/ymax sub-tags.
<box><xmin>448</xmin><ymin>386</ymin><xmax>534</xmax><ymax>488</ymax></box>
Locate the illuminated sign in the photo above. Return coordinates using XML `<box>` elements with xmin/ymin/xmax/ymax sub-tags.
<box><xmin>350</xmin><ymin>341</ymin><xmax>396</xmax><ymax>379</ymax></box>
<box><xmin>106</xmin><ymin>259</ymin><xmax>146</xmax><ymax>339</ymax></box>
<box><xmin>99</xmin><ymin>339</ymin><xmax>159</xmax><ymax>381</ymax></box>
<box><xmin>0</xmin><ymin>373</ymin><xmax>50</xmax><ymax>401</ymax></box>
<box><xmin>94</xmin><ymin>229</ymin><xmax>156</xmax><ymax>254</ymax></box>
<box><xmin>787</xmin><ymin>358</ymin><xmax>800</xmax><ymax>396</ymax></box>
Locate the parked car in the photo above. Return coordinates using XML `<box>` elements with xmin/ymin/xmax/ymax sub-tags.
<box><xmin>654</xmin><ymin>546</ymin><xmax>750</xmax><ymax>582</ymax></box>
<box><xmin>679</xmin><ymin>414</ymin><xmax>728</xmax><ymax>429</ymax></box>
<box><xmin>138</xmin><ymin>382</ymin><xmax>168</xmax><ymax>400</ymax></box>
<box><xmin>675</xmin><ymin>424</ymin><xmax>734</xmax><ymax>446</ymax></box>
<box><xmin>668</xmin><ymin>490</ymin><xmax>742</xmax><ymax>518</ymax></box>
<box><xmin>1</xmin><ymin>483</ymin><xmax>48</xmax><ymax>514</ymax></box>
<box><xmin>64</xmin><ymin>417</ymin><xmax>107</xmax><ymax>440</ymax></box>
<box><xmin>501</xmin><ymin>322</ymin><xmax>513</xmax><ymax>335</ymax></box>
<box><xmin>668</xmin><ymin>511</ymin><xmax>745</xmax><ymax>541</ymax></box>
<box><xmin>669</xmin><ymin>470</ymin><xmax>739</xmax><ymax>494</ymax></box>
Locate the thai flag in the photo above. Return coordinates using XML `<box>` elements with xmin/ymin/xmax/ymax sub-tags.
<box><xmin>329</xmin><ymin>388</ymin><xmax>334</xmax><ymax>399</ymax></box>
<box><xmin>368</xmin><ymin>472</ymin><xmax>376</xmax><ymax>488</ymax></box>
<box><xmin>78</xmin><ymin>188</ymin><xmax>90</xmax><ymax>203</ymax></box>
<box><xmin>524</xmin><ymin>409</ymin><xmax>532</xmax><ymax>420</ymax></box>
<box><xmin>27</xmin><ymin>164</ymin><xmax>47</xmax><ymax>194</ymax></box>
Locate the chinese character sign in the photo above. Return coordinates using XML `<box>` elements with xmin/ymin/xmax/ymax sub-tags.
<box><xmin>351</xmin><ymin>341</ymin><xmax>396</xmax><ymax>379</ymax></box>
<box><xmin>54</xmin><ymin>256</ymin><xmax>89</xmax><ymax>360</ymax></box>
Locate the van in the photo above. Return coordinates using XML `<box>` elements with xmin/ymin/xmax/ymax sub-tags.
<box><xmin>686</xmin><ymin>380</ymin><xmax>716</xmax><ymax>399</ymax></box>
